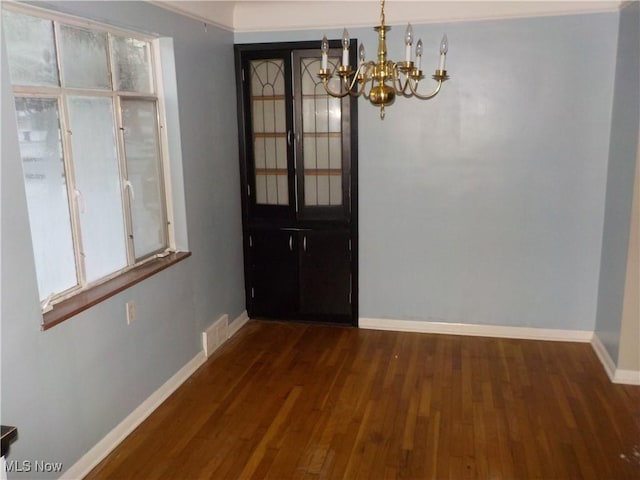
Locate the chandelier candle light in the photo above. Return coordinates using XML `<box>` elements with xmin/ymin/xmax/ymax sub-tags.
<box><xmin>318</xmin><ymin>0</ymin><xmax>449</xmax><ymax>119</ymax></box>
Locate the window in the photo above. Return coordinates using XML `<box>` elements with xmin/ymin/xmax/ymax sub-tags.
<box><xmin>3</xmin><ymin>6</ymin><xmax>174</xmax><ymax>311</ymax></box>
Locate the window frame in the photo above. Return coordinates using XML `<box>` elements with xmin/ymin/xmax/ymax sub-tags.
<box><xmin>3</xmin><ymin>2</ymin><xmax>181</xmax><ymax>327</ymax></box>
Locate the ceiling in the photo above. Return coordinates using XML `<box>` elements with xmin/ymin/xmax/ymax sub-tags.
<box><xmin>152</xmin><ymin>1</ymin><xmax>623</xmax><ymax>32</ymax></box>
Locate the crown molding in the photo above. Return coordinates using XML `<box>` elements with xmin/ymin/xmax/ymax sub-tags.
<box><xmin>153</xmin><ymin>1</ymin><xmax>624</xmax><ymax>33</ymax></box>
<box><xmin>153</xmin><ymin>0</ymin><xmax>236</xmax><ymax>31</ymax></box>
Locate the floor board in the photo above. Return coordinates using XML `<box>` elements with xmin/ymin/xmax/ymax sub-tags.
<box><xmin>86</xmin><ymin>320</ymin><xmax>640</xmax><ymax>479</ymax></box>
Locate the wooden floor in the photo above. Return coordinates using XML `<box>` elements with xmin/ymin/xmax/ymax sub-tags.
<box><xmin>86</xmin><ymin>320</ymin><xmax>640</xmax><ymax>479</ymax></box>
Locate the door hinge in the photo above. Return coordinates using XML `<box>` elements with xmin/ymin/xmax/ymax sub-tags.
<box><xmin>247</xmin><ymin>184</ymin><xmax>251</xmax><ymax>197</ymax></box>
<box><xmin>249</xmin><ymin>234</ymin><xmax>252</xmax><ymax>247</ymax></box>
<box><xmin>242</xmin><ymin>68</ymin><xmax>246</xmax><ymax>82</ymax></box>
<box><xmin>251</xmin><ymin>287</ymin><xmax>255</xmax><ymax>299</ymax></box>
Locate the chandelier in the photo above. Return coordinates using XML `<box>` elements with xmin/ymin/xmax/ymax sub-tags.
<box><xmin>318</xmin><ymin>0</ymin><xmax>449</xmax><ymax>119</ymax></box>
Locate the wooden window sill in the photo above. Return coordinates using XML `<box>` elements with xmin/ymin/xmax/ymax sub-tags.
<box><xmin>42</xmin><ymin>251</ymin><xmax>191</xmax><ymax>331</ymax></box>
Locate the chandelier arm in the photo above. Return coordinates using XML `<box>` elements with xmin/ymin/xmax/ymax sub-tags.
<box><xmin>345</xmin><ymin>62</ymin><xmax>370</xmax><ymax>96</ymax></box>
<box><xmin>407</xmin><ymin>78</ymin><xmax>443</xmax><ymax>100</ymax></box>
<box><xmin>321</xmin><ymin>77</ymin><xmax>353</xmax><ymax>98</ymax></box>
<box><xmin>389</xmin><ymin>63</ymin><xmax>403</xmax><ymax>93</ymax></box>
<box><xmin>358</xmin><ymin>62</ymin><xmax>376</xmax><ymax>97</ymax></box>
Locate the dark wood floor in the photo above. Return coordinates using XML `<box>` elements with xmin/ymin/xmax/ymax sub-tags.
<box><xmin>86</xmin><ymin>320</ymin><xmax>640</xmax><ymax>479</ymax></box>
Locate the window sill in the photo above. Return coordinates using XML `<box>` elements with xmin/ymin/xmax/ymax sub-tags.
<box><xmin>42</xmin><ymin>251</ymin><xmax>191</xmax><ymax>331</ymax></box>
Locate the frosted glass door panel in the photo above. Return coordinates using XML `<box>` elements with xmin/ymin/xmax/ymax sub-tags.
<box><xmin>59</xmin><ymin>25</ymin><xmax>110</xmax><ymax>89</ymax></box>
<box><xmin>250</xmin><ymin>59</ymin><xmax>288</xmax><ymax>206</ymax></box>
<box><xmin>121</xmin><ymin>99</ymin><xmax>167</xmax><ymax>258</ymax></box>
<box><xmin>67</xmin><ymin>96</ymin><xmax>127</xmax><ymax>282</ymax></box>
<box><xmin>300</xmin><ymin>57</ymin><xmax>343</xmax><ymax>207</ymax></box>
<box><xmin>2</xmin><ymin>11</ymin><xmax>59</xmax><ymax>87</ymax></box>
<box><xmin>15</xmin><ymin>98</ymin><xmax>77</xmax><ymax>299</ymax></box>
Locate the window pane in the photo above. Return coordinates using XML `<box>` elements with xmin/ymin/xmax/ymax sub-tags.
<box><xmin>59</xmin><ymin>25</ymin><xmax>110</xmax><ymax>89</ymax></box>
<box><xmin>249</xmin><ymin>59</ymin><xmax>288</xmax><ymax>206</ymax></box>
<box><xmin>2</xmin><ymin>10</ymin><xmax>59</xmax><ymax>86</ymax></box>
<box><xmin>67</xmin><ymin>96</ymin><xmax>127</xmax><ymax>282</ymax></box>
<box><xmin>121</xmin><ymin>99</ymin><xmax>167</xmax><ymax>258</ymax></box>
<box><xmin>110</xmin><ymin>36</ymin><xmax>153</xmax><ymax>93</ymax></box>
<box><xmin>15</xmin><ymin>97</ymin><xmax>77</xmax><ymax>299</ymax></box>
<box><xmin>300</xmin><ymin>57</ymin><xmax>343</xmax><ymax>207</ymax></box>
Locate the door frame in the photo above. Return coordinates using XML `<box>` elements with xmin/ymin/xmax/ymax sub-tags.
<box><xmin>234</xmin><ymin>40</ymin><xmax>359</xmax><ymax>326</ymax></box>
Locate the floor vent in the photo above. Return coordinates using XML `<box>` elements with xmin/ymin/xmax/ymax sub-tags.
<box><xmin>202</xmin><ymin>314</ymin><xmax>229</xmax><ymax>358</ymax></box>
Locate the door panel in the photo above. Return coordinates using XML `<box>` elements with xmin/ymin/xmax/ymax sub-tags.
<box><xmin>293</xmin><ymin>50</ymin><xmax>351</xmax><ymax>222</ymax></box>
<box><xmin>242</xmin><ymin>51</ymin><xmax>295</xmax><ymax>220</ymax></box>
<box><xmin>299</xmin><ymin>230</ymin><xmax>351</xmax><ymax>316</ymax></box>
<box><xmin>248</xmin><ymin>229</ymin><xmax>298</xmax><ymax>316</ymax></box>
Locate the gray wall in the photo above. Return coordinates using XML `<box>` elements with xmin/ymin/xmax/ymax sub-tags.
<box><xmin>238</xmin><ymin>11</ymin><xmax>619</xmax><ymax>330</ymax></box>
<box><xmin>595</xmin><ymin>1</ymin><xmax>640</xmax><ymax>362</ymax></box>
<box><xmin>1</xmin><ymin>1</ymin><xmax>244</xmax><ymax>478</ymax></box>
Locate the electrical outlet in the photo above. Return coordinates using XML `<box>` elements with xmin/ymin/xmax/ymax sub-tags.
<box><xmin>126</xmin><ymin>301</ymin><xmax>136</xmax><ymax>325</ymax></box>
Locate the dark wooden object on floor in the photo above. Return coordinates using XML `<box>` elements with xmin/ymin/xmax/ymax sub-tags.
<box><xmin>86</xmin><ymin>321</ymin><xmax>640</xmax><ymax>479</ymax></box>
<box><xmin>1</xmin><ymin>425</ymin><xmax>18</xmax><ymax>457</ymax></box>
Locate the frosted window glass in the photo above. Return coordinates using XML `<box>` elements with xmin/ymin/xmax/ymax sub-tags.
<box><xmin>263</xmin><ymin>100</ymin><xmax>276</xmax><ymax>132</ymax></box>
<box><xmin>310</xmin><ymin>137</ymin><xmax>329</xmax><ymax>169</ymax></box>
<box><xmin>316</xmin><ymin>176</ymin><xmax>330</xmax><ymax>205</ymax></box>
<box><xmin>301</xmin><ymin>57</ymin><xmax>340</xmax><ymax>94</ymax></box>
<box><xmin>252</xmin><ymin>100</ymin><xmax>264</xmax><ymax>132</ymax></box>
<box><xmin>121</xmin><ymin>99</ymin><xmax>167</xmax><ymax>258</ymax></box>
<box><xmin>328</xmin><ymin>137</ymin><xmax>342</xmax><ymax>169</ymax></box>
<box><xmin>254</xmin><ymin>139</ymin><xmax>266</xmax><ymax>169</ymax></box>
<box><xmin>304</xmin><ymin>175</ymin><xmax>317</xmax><ymax>207</ymax></box>
<box><xmin>265</xmin><ymin>138</ymin><xmax>276</xmax><ymax>168</ymax></box>
<box><xmin>60</xmin><ymin>25</ymin><xmax>110</xmax><ymax>89</ymax></box>
<box><xmin>15</xmin><ymin>98</ymin><xmax>77</xmax><ymax>299</ymax></box>
<box><xmin>330</xmin><ymin>176</ymin><xmax>342</xmax><ymax>205</ymax></box>
<box><xmin>249</xmin><ymin>59</ymin><xmax>288</xmax><ymax>206</ymax></box>
<box><xmin>277</xmin><ymin>176</ymin><xmax>288</xmax><ymax>204</ymax></box>
<box><xmin>250</xmin><ymin>59</ymin><xmax>284</xmax><ymax>97</ymax></box>
<box><xmin>111</xmin><ymin>36</ymin><xmax>153</xmax><ymax>93</ymax></box>
<box><xmin>67</xmin><ymin>96</ymin><xmax>127</xmax><ymax>282</ymax></box>
<box><xmin>3</xmin><ymin>10</ymin><xmax>59</xmax><ymax>87</ymax></box>
<box><xmin>275</xmin><ymin>138</ymin><xmax>287</xmax><ymax>169</ymax></box>
<box><xmin>328</xmin><ymin>97</ymin><xmax>342</xmax><ymax>132</ymax></box>
<box><xmin>303</xmin><ymin>137</ymin><xmax>317</xmax><ymax>168</ymax></box>
<box><xmin>255</xmin><ymin>174</ymin><xmax>267</xmax><ymax>204</ymax></box>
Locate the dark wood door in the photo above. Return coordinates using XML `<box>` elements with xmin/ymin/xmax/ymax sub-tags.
<box><xmin>299</xmin><ymin>229</ymin><xmax>351</xmax><ymax>318</ymax></box>
<box><xmin>247</xmin><ymin>229</ymin><xmax>298</xmax><ymax>317</ymax></box>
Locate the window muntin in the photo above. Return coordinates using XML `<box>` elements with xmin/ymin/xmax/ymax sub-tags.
<box><xmin>3</xmin><ymin>5</ymin><xmax>171</xmax><ymax>304</ymax></box>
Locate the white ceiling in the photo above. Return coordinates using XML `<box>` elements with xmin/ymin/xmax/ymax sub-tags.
<box><xmin>152</xmin><ymin>1</ymin><xmax>623</xmax><ymax>32</ymax></box>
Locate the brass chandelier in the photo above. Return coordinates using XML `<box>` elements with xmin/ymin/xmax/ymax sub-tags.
<box><xmin>318</xmin><ymin>0</ymin><xmax>449</xmax><ymax>118</ymax></box>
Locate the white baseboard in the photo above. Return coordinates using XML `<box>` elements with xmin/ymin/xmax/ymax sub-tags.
<box><xmin>60</xmin><ymin>351</ymin><xmax>206</xmax><ymax>480</ymax></box>
<box><xmin>613</xmin><ymin>368</ymin><xmax>640</xmax><ymax>385</ymax></box>
<box><xmin>229</xmin><ymin>310</ymin><xmax>250</xmax><ymax>338</ymax></box>
<box><xmin>591</xmin><ymin>333</ymin><xmax>617</xmax><ymax>380</ymax></box>
<box><xmin>360</xmin><ymin>318</ymin><xmax>640</xmax><ymax>385</ymax></box>
<box><xmin>61</xmin><ymin>311</ymin><xmax>251</xmax><ymax>479</ymax></box>
<box><xmin>359</xmin><ymin>317</ymin><xmax>593</xmax><ymax>342</ymax></box>
<box><xmin>591</xmin><ymin>334</ymin><xmax>640</xmax><ymax>385</ymax></box>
